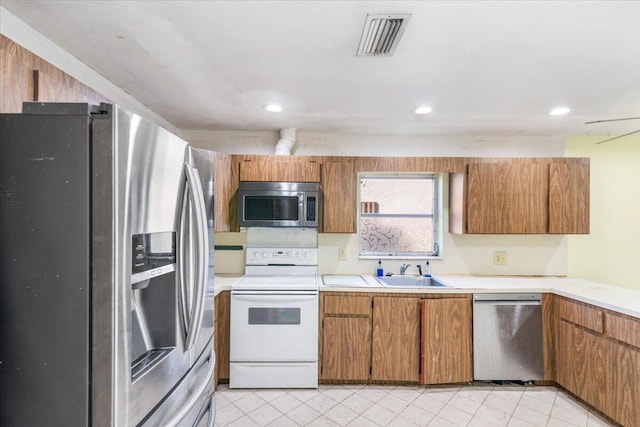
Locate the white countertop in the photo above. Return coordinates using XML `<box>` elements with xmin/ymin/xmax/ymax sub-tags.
<box><xmin>215</xmin><ymin>273</ymin><xmax>640</xmax><ymax>319</ymax></box>
<box><xmin>320</xmin><ymin>274</ymin><xmax>640</xmax><ymax>319</ymax></box>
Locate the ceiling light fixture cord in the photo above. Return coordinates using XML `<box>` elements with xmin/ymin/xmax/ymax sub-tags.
<box><xmin>595</xmin><ymin>129</ymin><xmax>640</xmax><ymax>145</ymax></box>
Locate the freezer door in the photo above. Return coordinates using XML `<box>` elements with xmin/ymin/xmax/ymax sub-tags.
<box><xmin>141</xmin><ymin>343</ymin><xmax>215</xmax><ymax>427</ymax></box>
<box><xmin>0</xmin><ymin>111</ymin><xmax>92</xmax><ymax>426</ymax></box>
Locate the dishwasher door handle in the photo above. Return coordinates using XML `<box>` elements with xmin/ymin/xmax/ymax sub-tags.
<box><xmin>474</xmin><ymin>300</ymin><xmax>541</xmax><ymax>306</ymax></box>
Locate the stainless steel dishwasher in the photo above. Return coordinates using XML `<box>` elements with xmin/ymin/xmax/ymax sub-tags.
<box><xmin>473</xmin><ymin>293</ymin><xmax>543</xmax><ymax>381</ymax></box>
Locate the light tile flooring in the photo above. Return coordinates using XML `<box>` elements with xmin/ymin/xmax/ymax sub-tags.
<box><xmin>214</xmin><ymin>383</ymin><xmax>614</xmax><ymax>427</ymax></box>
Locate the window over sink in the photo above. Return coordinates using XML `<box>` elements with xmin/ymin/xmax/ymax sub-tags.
<box><xmin>358</xmin><ymin>173</ymin><xmax>442</xmax><ymax>258</ymax></box>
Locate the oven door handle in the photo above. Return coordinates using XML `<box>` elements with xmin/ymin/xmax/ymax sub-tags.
<box><xmin>232</xmin><ymin>294</ymin><xmax>318</xmax><ymax>303</ymax></box>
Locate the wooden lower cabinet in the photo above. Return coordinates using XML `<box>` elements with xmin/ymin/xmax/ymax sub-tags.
<box><xmin>320</xmin><ymin>293</ymin><xmax>421</xmax><ymax>383</ymax></box>
<box><xmin>320</xmin><ymin>294</ymin><xmax>372</xmax><ymax>381</ymax></box>
<box><xmin>371</xmin><ymin>297</ymin><xmax>421</xmax><ymax>382</ymax></box>
<box><xmin>420</xmin><ymin>296</ymin><xmax>472</xmax><ymax>384</ymax></box>
<box><xmin>322</xmin><ymin>316</ymin><xmax>371</xmax><ymax>381</ymax></box>
<box><xmin>555</xmin><ymin>296</ymin><xmax>640</xmax><ymax>426</ymax></box>
<box><xmin>611</xmin><ymin>343</ymin><xmax>640</xmax><ymax>427</ymax></box>
<box><xmin>556</xmin><ymin>321</ymin><xmax>612</xmax><ymax>415</ymax></box>
<box><xmin>214</xmin><ymin>291</ymin><xmax>230</xmax><ymax>386</ymax></box>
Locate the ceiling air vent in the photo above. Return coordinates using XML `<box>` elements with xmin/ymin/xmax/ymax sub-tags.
<box><xmin>357</xmin><ymin>14</ymin><xmax>412</xmax><ymax>56</ymax></box>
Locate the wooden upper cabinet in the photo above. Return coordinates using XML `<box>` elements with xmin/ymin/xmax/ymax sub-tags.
<box><xmin>420</xmin><ymin>296</ymin><xmax>472</xmax><ymax>384</ymax></box>
<box><xmin>321</xmin><ymin>161</ymin><xmax>357</xmax><ymax>233</ymax></box>
<box><xmin>239</xmin><ymin>159</ymin><xmax>320</xmax><ymax>182</ymax></box>
<box><xmin>549</xmin><ymin>159</ymin><xmax>590</xmax><ymax>234</ymax></box>
<box><xmin>213</xmin><ymin>152</ymin><xmax>235</xmax><ymax>232</ymax></box>
<box><xmin>450</xmin><ymin>158</ymin><xmax>590</xmax><ymax>234</ymax></box>
<box><xmin>466</xmin><ymin>162</ymin><xmax>549</xmax><ymax>233</ymax></box>
<box><xmin>1</xmin><ymin>35</ymin><xmax>108</xmax><ymax>114</ymax></box>
<box><xmin>371</xmin><ymin>297</ymin><xmax>421</xmax><ymax>382</ymax></box>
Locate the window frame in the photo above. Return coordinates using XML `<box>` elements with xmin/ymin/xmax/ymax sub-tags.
<box><xmin>357</xmin><ymin>172</ymin><xmax>443</xmax><ymax>260</ymax></box>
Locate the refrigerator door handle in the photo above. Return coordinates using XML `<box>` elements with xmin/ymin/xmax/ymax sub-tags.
<box><xmin>184</xmin><ymin>162</ymin><xmax>207</xmax><ymax>351</ymax></box>
<box><xmin>164</xmin><ymin>351</ymin><xmax>215</xmax><ymax>427</ymax></box>
<box><xmin>178</xmin><ymin>184</ymin><xmax>192</xmax><ymax>340</ymax></box>
<box><xmin>194</xmin><ymin>395</ymin><xmax>216</xmax><ymax>427</ymax></box>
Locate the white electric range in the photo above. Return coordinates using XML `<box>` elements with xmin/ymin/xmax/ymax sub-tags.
<box><xmin>229</xmin><ymin>247</ymin><xmax>319</xmax><ymax>389</ymax></box>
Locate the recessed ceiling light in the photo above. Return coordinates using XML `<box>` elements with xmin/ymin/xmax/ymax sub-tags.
<box><xmin>264</xmin><ymin>104</ymin><xmax>283</xmax><ymax>113</ymax></box>
<box><xmin>549</xmin><ymin>106</ymin><xmax>571</xmax><ymax>116</ymax></box>
<box><xmin>415</xmin><ymin>106</ymin><xmax>432</xmax><ymax>115</ymax></box>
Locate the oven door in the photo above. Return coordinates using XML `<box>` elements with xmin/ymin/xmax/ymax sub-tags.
<box><xmin>230</xmin><ymin>291</ymin><xmax>318</xmax><ymax>362</ymax></box>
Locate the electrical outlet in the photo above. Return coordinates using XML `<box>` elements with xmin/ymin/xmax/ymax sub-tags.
<box><xmin>338</xmin><ymin>247</ymin><xmax>347</xmax><ymax>261</ymax></box>
<box><xmin>493</xmin><ymin>251</ymin><xmax>507</xmax><ymax>265</ymax></box>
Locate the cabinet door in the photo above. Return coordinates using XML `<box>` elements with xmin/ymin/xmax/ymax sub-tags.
<box><xmin>214</xmin><ymin>291</ymin><xmax>230</xmax><ymax>385</ymax></box>
<box><xmin>321</xmin><ymin>317</ymin><xmax>371</xmax><ymax>381</ymax></box>
<box><xmin>556</xmin><ymin>321</ymin><xmax>613</xmax><ymax>416</ymax></box>
<box><xmin>549</xmin><ymin>160</ymin><xmax>590</xmax><ymax>234</ymax></box>
<box><xmin>322</xmin><ymin>161</ymin><xmax>357</xmax><ymax>233</ymax></box>
<box><xmin>239</xmin><ymin>160</ymin><xmax>320</xmax><ymax>182</ymax></box>
<box><xmin>371</xmin><ymin>297</ymin><xmax>420</xmax><ymax>382</ymax></box>
<box><xmin>466</xmin><ymin>162</ymin><xmax>549</xmax><ymax>233</ymax></box>
<box><xmin>213</xmin><ymin>152</ymin><xmax>234</xmax><ymax>232</ymax></box>
<box><xmin>421</xmin><ymin>297</ymin><xmax>472</xmax><ymax>384</ymax></box>
<box><xmin>611</xmin><ymin>344</ymin><xmax>640</xmax><ymax>427</ymax></box>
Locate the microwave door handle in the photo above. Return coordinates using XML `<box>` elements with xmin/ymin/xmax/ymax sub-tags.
<box><xmin>184</xmin><ymin>163</ymin><xmax>207</xmax><ymax>351</ymax></box>
<box><xmin>300</xmin><ymin>193</ymin><xmax>307</xmax><ymax>225</ymax></box>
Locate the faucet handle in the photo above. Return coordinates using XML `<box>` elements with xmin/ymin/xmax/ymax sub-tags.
<box><xmin>400</xmin><ymin>263</ymin><xmax>411</xmax><ymax>274</ymax></box>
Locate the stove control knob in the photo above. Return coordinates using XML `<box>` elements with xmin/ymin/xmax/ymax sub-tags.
<box><xmin>262</xmin><ymin>251</ymin><xmax>268</xmax><ymax>258</ymax></box>
<box><xmin>302</xmin><ymin>251</ymin><xmax>309</xmax><ymax>258</ymax></box>
<box><xmin>253</xmin><ymin>251</ymin><xmax>260</xmax><ymax>258</ymax></box>
<box><xmin>294</xmin><ymin>251</ymin><xmax>301</xmax><ymax>258</ymax></box>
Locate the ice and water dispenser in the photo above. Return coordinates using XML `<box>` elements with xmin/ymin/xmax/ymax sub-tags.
<box><xmin>130</xmin><ymin>232</ymin><xmax>177</xmax><ymax>380</ymax></box>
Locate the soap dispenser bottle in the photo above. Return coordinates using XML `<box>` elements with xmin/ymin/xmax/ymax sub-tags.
<box><xmin>424</xmin><ymin>260</ymin><xmax>431</xmax><ymax>278</ymax></box>
<box><xmin>376</xmin><ymin>260</ymin><xmax>384</xmax><ymax>277</ymax></box>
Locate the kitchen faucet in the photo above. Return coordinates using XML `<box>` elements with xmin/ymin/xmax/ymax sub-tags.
<box><xmin>400</xmin><ymin>263</ymin><xmax>411</xmax><ymax>275</ymax></box>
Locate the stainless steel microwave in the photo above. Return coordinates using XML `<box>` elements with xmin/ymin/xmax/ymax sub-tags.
<box><xmin>238</xmin><ymin>181</ymin><xmax>320</xmax><ymax>228</ymax></box>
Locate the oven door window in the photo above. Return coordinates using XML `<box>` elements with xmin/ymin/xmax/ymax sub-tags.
<box><xmin>248</xmin><ymin>307</ymin><xmax>300</xmax><ymax>325</ymax></box>
<box><xmin>244</xmin><ymin>196</ymin><xmax>299</xmax><ymax>221</ymax></box>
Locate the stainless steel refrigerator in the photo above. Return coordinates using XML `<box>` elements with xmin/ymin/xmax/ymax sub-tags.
<box><xmin>0</xmin><ymin>103</ymin><xmax>216</xmax><ymax>426</ymax></box>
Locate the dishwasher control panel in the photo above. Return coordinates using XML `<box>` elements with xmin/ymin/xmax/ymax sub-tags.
<box><xmin>473</xmin><ymin>293</ymin><xmax>541</xmax><ymax>302</ymax></box>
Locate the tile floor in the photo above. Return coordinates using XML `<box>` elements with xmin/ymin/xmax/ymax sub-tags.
<box><xmin>214</xmin><ymin>383</ymin><xmax>614</xmax><ymax>427</ymax></box>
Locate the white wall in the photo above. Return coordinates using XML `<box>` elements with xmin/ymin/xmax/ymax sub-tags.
<box><xmin>566</xmin><ymin>135</ymin><xmax>640</xmax><ymax>290</ymax></box>
<box><xmin>4</xmin><ymin>5</ymin><xmax>571</xmax><ymax>279</ymax></box>
<box><xmin>184</xmin><ymin>129</ymin><xmax>565</xmax><ymax>157</ymax></box>
<box><xmin>208</xmin><ymin>130</ymin><xmax>569</xmax><ymax>277</ymax></box>
<box><xmin>0</xmin><ymin>7</ymin><xmax>179</xmax><ymax>134</ymax></box>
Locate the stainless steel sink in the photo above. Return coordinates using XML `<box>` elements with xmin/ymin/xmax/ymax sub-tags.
<box><xmin>375</xmin><ymin>275</ymin><xmax>450</xmax><ymax>288</ymax></box>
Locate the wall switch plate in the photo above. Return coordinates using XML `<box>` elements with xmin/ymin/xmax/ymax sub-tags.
<box><xmin>338</xmin><ymin>247</ymin><xmax>347</xmax><ymax>261</ymax></box>
<box><xmin>493</xmin><ymin>251</ymin><xmax>507</xmax><ymax>265</ymax></box>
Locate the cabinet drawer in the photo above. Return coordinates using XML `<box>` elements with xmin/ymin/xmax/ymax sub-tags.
<box><xmin>324</xmin><ymin>295</ymin><xmax>371</xmax><ymax>316</ymax></box>
<box><xmin>606</xmin><ymin>312</ymin><xmax>640</xmax><ymax>349</ymax></box>
<box><xmin>557</xmin><ymin>298</ymin><xmax>604</xmax><ymax>333</ymax></box>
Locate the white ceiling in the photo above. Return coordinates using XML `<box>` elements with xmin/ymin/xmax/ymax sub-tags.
<box><xmin>3</xmin><ymin>1</ymin><xmax>640</xmax><ymax>136</ymax></box>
